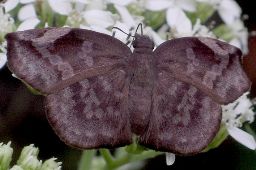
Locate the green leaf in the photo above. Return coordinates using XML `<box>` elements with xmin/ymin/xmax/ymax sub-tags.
<box><xmin>212</xmin><ymin>24</ymin><xmax>234</xmax><ymax>41</ymax></box>
<box><xmin>186</xmin><ymin>3</ymin><xmax>215</xmax><ymax>24</ymax></box>
<box><xmin>203</xmin><ymin>124</ymin><xmax>229</xmax><ymax>152</ymax></box>
<box><xmin>144</xmin><ymin>10</ymin><xmax>166</xmax><ymax>30</ymax></box>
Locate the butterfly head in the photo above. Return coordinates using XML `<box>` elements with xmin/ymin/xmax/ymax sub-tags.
<box><xmin>132</xmin><ymin>34</ymin><xmax>154</xmax><ymax>50</ymax></box>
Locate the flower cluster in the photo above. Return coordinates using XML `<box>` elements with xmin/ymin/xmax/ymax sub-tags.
<box><xmin>0</xmin><ymin>142</ymin><xmax>61</xmax><ymax>170</ymax></box>
<box><xmin>0</xmin><ymin>0</ymin><xmax>255</xmax><ymax>167</ymax></box>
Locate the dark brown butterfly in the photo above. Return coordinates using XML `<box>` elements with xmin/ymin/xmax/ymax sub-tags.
<box><xmin>5</xmin><ymin>27</ymin><xmax>250</xmax><ymax>155</ymax></box>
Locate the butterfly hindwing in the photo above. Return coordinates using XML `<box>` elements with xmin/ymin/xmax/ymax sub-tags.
<box><xmin>154</xmin><ymin>37</ymin><xmax>250</xmax><ymax>104</ymax></box>
<box><xmin>46</xmin><ymin>68</ymin><xmax>132</xmax><ymax>149</ymax></box>
<box><xmin>139</xmin><ymin>71</ymin><xmax>221</xmax><ymax>154</ymax></box>
<box><xmin>6</xmin><ymin>27</ymin><xmax>131</xmax><ymax>94</ymax></box>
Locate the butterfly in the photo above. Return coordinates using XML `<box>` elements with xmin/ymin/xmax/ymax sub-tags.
<box><xmin>5</xmin><ymin>27</ymin><xmax>250</xmax><ymax>155</ymax></box>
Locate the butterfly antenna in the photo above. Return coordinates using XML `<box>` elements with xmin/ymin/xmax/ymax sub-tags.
<box><xmin>112</xmin><ymin>27</ymin><xmax>135</xmax><ymax>37</ymax></box>
<box><xmin>135</xmin><ymin>23</ymin><xmax>143</xmax><ymax>35</ymax></box>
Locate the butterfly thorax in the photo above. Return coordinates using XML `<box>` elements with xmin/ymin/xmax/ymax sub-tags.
<box><xmin>128</xmin><ymin>35</ymin><xmax>156</xmax><ymax>135</ymax></box>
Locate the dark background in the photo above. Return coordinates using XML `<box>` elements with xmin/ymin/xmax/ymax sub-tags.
<box><xmin>1</xmin><ymin>0</ymin><xmax>256</xmax><ymax>169</ymax></box>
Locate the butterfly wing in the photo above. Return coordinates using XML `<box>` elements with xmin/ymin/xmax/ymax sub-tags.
<box><xmin>139</xmin><ymin>71</ymin><xmax>221</xmax><ymax>154</ymax></box>
<box><xmin>153</xmin><ymin>37</ymin><xmax>250</xmax><ymax>104</ymax></box>
<box><xmin>46</xmin><ymin>68</ymin><xmax>132</xmax><ymax>148</ymax></box>
<box><xmin>139</xmin><ymin>37</ymin><xmax>250</xmax><ymax>155</ymax></box>
<box><xmin>6</xmin><ymin>28</ymin><xmax>133</xmax><ymax>149</ymax></box>
<box><xmin>6</xmin><ymin>27</ymin><xmax>131</xmax><ymax>94</ymax></box>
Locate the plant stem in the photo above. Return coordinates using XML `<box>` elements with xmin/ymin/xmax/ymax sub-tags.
<box><xmin>130</xmin><ymin>150</ymin><xmax>163</xmax><ymax>162</ymax></box>
<box><xmin>100</xmin><ymin>148</ymin><xmax>162</xmax><ymax>170</ymax></box>
<box><xmin>99</xmin><ymin>149</ymin><xmax>115</xmax><ymax>165</ymax></box>
<box><xmin>78</xmin><ymin>150</ymin><xmax>96</xmax><ymax>170</ymax></box>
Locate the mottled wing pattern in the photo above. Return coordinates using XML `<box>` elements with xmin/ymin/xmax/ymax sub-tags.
<box><xmin>6</xmin><ymin>28</ymin><xmax>133</xmax><ymax>149</ymax></box>
<box><xmin>6</xmin><ymin>27</ymin><xmax>131</xmax><ymax>94</ymax></box>
<box><xmin>140</xmin><ymin>71</ymin><xmax>221</xmax><ymax>154</ymax></box>
<box><xmin>154</xmin><ymin>37</ymin><xmax>250</xmax><ymax>104</ymax></box>
<box><xmin>46</xmin><ymin>68</ymin><xmax>132</xmax><ymax>148</ymax></box>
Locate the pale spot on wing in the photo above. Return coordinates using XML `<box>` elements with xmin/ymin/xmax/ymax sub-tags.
<box><xmin>32</xmin><ymin>40</ymin><xmax>75</xmax><ymax>81</ymax></box>
<box><xmin>81</xmin><ymin>41</ymin><xmax>94</xmax><ymax>67</ymax></box>
<box><xmin>202</xmin><ymin>57</ymin><xmax>229</xmax><ymax>89</ymax></box>
<box><xmin>185</xmin><ymin>48</ymin><xmax>200</xmax><ymax>75</ymax></box>
<box><xmin>95</xmin><ymin>108</ymin><xmax>104</xmax><ymax>119</ymax></box>
<box><xmin>33</xmin><ymin>27</ymin><xmax>72</xmax><ymax>44</ymax></box>
<box><xmin>89</xmin><ymin>88</ymin><xmax>100</xmax><ymax>106</ymax></box>
<box><xmin>57</xmin><ymin>62</ymin><xmax>74</xmax><ymax>80</ymax></box>
<box><xmin>199</xmin><ymin>98</ymin><xmax>211</xmax><ymax>122</ymax></box>
<box><xmin>175</xmin><ymin>86</ymin><xmax>197</xmax><ymax>126</ymax></box>
<box><xmin>99</xmin><ymin>76</ymin><xmax>112</xmax><ymax>91</ymax></box>
<box><xmin>48</xmin><ymin>55</ymin><xmax>63</xmax><ymax>64</ymax></box>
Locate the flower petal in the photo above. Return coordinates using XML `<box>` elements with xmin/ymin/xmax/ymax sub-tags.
<box><xmin>80</xmin><ymin>25</ymin><xmax>112</xmax><ymax>35</ymax></box>
<box><xmin>18</xmin><ymin>4</ymin><xmax>37</xmax><ymax>21</ymax></box>
<box><xmin>166</xmin><ymin>7</ymin><xmax>192</xmax><ymax>34</ymax></box>
<box><xmin>227</xmin><ymin>126</ymin><xmax>256</xmax><ymax>150</ymax></box>
<box><xmin>74</xmin><ymin>0</ymin><xmax>89</xmax><ymax>3</ymax></box>
<box><xmin>114</xmin><ymin>5</ymin><xmax>136</xmax><ymax>27</ymax></box>
<box><xmin>106</xmin><ymin>0</ymin><xmax>135</xmax><ymax>6</ymax></box>
<box><xmin>165</xmin><ymin>153</ymin><xmax>175</xmax><ymax>166</ymax></box>
<box><xmin>20</xmin><ymin>0</ymin><xmax>36</xmax><ymax>4</ymax></box>
<box><xmin>2</xmin><ymin>0</ymin><xmax>19</xmax><ymax>12</ymax></box>
<box><xmin>218</xmin><ymin>0</ymin><xmax>241</xmax><ymax>25</ymax></box>
<box><xmin>176</xmin><ymin>0</ymin><xmax>196</xmax><ymax>12</ymax></box>
<box><xmin>144</xmin><ymin>27</ymin><xmax>165</xmax><ymax>46</ymax></box>
<box><xmin>85</xmin><ymin>0</ymin><xmax>106</xmax><ymax>10</ymax></box>
<box><xmin>17</xmin><ymin>18</ymin><xmax>40</xmax><ymax>31</ymax></box>
<box><xmin>0</xmin><ymin>53</ymin><xmax>7</xmax><ymax>69</ymax></box>
<box><xmin>48</xmin><ymin>0</ymin><xmax>72</xmax><ymax>15</ymax></box>
<box><xmin>112</xmin><ymin>21</ymin><xmax>133</xmax><ymax>43</ymax></box>
<box><xmin>145</xmin><ymin>0</ymin><xmax>173</xmax><ymax>11</ymax></box>
<box><xmin>83</xmin><ymin>10</ymin><xmax>114</xmax><ymax>28</ymax></box>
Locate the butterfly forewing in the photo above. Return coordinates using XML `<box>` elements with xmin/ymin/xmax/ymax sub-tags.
<box><xmin>154</xmin><ymin>37</ymin><xmax>250</xmax><ymax>104</ymax></box>
<box><xmin>6</xmin><ymin>28</ymin><xmax>131</xmax><ymax>94</ymax></box>
<box><xmin>139</xmin><ymin>71</ymin><xmax>221</xmax><ymax>154</ymax></box>
<box><xmin>46</xmin><ymin>68</ymin><xmax>132</xmax><ymax>148</ymax></box>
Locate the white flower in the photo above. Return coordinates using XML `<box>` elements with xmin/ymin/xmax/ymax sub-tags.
<box><xmin>17</xmin><ymin>18</ymin><xmax>40</xmax><ymax>31</ymax></box>
<box><xmin>145</xmin><ymin>0</ymin><xmax>196</xmax><ymax>34</ymax></box>
<box><xmin>10</xmin><ymin>165</ymin><xmax>24</xmax><ymax>170</ymax></box>
<box><xmin>217</xmin><ymin>0</ymin><xmax>241</xmax><ymax>25</ymax></box>
<box><xmin>48</xmin><ymin>0</ymin><xmax>73</xmax><ymax>15</ymax></box>
<box><xmin>196</xmin><ymin>0</ymin><xmax>241</xmax><ymax>25</ymax></box>
<box><xmin>16</xmin><ymin>2</ymin><xmax>40</xmax><ymax>31</ymax></box>
<box><xmin>83</xmin><ymin>10</ymin><xmax>115</xmax><ymax>28</ymax></box>
<box><xmin>1</xmin><ymin>0</ymin><xmax>19</xmax><ymax>12</ymax></box>
<box><xmin>114</xmin><ymin>4</ymin><xmax>137</xmax><ymax>27</ymax></box>
<box><xmin>228</xmin><ymin>20</ymin><xmax>248</xmax><ymax>54</ymax></box>
<box><xmin>227</xmin><ymin>126</ymin><xmax>256</xmax><ymax>150</ymax></box>
<box><xmin>165</xmin><ymin>153</ymin><xmax>175</xmax><ymax>166</ymax></box>
<box><xmin>170</xmin><ymin>19</ymin><xmax>214</xmax><ymax>38</ymax></box>
<box><xmin>0</xmin><ymin>142</ymin><xmax>13</xmax><ymax>170</ymax></box>
<box><xmin>0</xmin><ymin>6</ymin><xmax>14</xmax><ymax>40</ymax></box>
<box><xmin>106</xmin><ymin>0</ymin><xmax>134</xmax><ymax>6</ymax></box>
<box><xmin>0</xmin><ymin>52</ymin><xmax>7</xmax><ymax>69</ymax></box>
<box><xmin>222</xmin><ymin>92</ymin><xmax>256</xmax><ymax>149</ymax></box>
<box><xmin>18</xmin><ymin>4</ymin><xmax>37</xmax><ymax>21</ymax></box>
<box><xmin>41</xmin><ymin>158</ymin><xmax>62</xmax><ymax>170</ymax></box>
<box><xmin>166</xmin><ymin>6</ymin><xmax>192</xmax><ymax>35</ymax></box>
<box><xmin>146</xmin><ymin>0</ymin><xmax>196</xmax><ymax>12</ymax></box>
